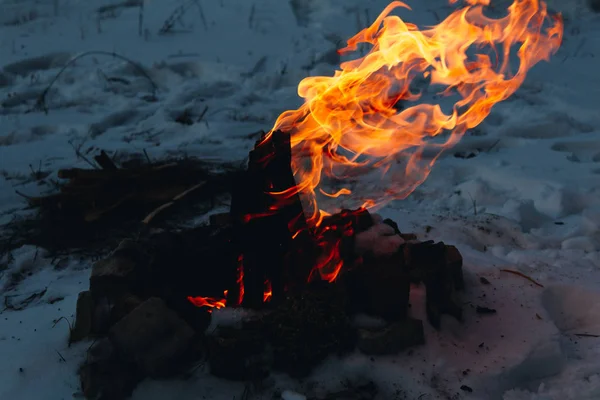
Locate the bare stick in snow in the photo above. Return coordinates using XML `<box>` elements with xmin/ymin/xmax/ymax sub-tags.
<box><xmin>500</xmin><ymin>269</ymin><xmax>544</xmax><ymax>288</ymax></box>
<box><xmin>138</xmin><ymin>0</ymin><xmax>144</xmax><ymax>37</ymax></box>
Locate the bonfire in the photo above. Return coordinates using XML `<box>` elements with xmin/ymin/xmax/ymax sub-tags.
<box><xmin>55</xmin><ymin>0</ymin><xmax>563</xmax><ymax>398</ymax></box>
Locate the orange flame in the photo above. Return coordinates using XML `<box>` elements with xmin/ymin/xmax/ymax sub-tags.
<box><xmin>262</xmin><ymin>0</ymin><xmax>562</xmax><ymax>231</ymax></box>
<box><xmin>188</xmin><ymin>261</ymin><xmax>274</xmax><ymax>310</ymax></box>
<box><xmin>236</xmin><ymin>255</ymin><xmax>245</xmax><ymax>305</ymax></box>
<box><xmin>187</xmin><ymin>294</ymin><xmax>227</xmax><ymax>311</ymax></box>
<box><xmin>263</xmin><ymin>280</ymin><xmax>273</xmax><ymax>303</ymax></box>
<box><xmin>190</xmin><ymin>0</ymin><xmax>564</xmax><ymax>307</ymax></box>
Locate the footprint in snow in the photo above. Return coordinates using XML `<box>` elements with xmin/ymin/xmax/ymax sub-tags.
<box><xmin>551</xmin><ymin>140</ymin><xmax>600</xmax><ymax>163</ymax></box>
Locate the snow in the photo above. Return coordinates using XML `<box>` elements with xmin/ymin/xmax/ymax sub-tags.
<box><xmin>1</xmin><ymin>0</ymin><xmax>600</xmax><ymax>399</ymax></box>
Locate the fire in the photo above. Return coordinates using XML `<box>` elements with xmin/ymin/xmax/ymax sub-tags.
<box><xmin>187</xmin><ymin>275</ymin><xmax>272</xmax><ymax>312</ymax></box>
<box><xmin>188</xmin><ymin>0</ymin><xmax>564</xmax><ymax>309</ymax></box>
<box><xmin>262</xmin><ymin>0</ymin><xmax>563</xmax><ymax>234</ymax></box>
<box><xmin>187</xmin><ymin>294</ymin><xmax>227</xmax><ymax>311</ymax></box>
<box><xmin>263</xmin><ymin>280</ymin><xmax>273</xmax><ymax>302</ymax></box>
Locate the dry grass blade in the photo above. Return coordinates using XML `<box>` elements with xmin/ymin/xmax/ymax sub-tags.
<box><xmin>34</xmin><ymin>51</ymin><xmax>158</xmax><ymax>114</ymax></box>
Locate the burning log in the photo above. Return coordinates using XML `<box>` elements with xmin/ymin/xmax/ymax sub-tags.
<box><xmin>229</xmin><ymin>130</ymin><xmax>316</xmax><ymax>308</ymax></box>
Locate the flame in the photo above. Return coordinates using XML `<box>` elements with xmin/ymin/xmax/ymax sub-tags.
<box><xmin>190</xmin><ymin>0</ymin><xmax>564</xmax><ymax>307</ymax></box>
<box><xmin>187</xmin><ymin>261</ymin><xmax>274</xmax><ymax>310</ymax></box>
<box><xmin>235</xmin><ymin>255</ymin><xmax>245</xmax><ymax>305</ymax></box>
<box><xmin>261</xmin><ymin>0</ymin><xmax>562</xmax><ymax>233</ymax></box>
<box><xmin>187</xmin><ymin>294</ymin><xmax>227</xmax><ymax>311</ymax></box>
<box><xmin>263</xmin><ymin>280</ymin><xmax>273</xmax><ymax>302</ymax></box>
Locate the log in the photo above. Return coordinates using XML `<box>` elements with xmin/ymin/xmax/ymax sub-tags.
<box><xmin>230</xmin><ymin>130</ymin><xmax>315</xmax><ymax>308</ymax></box>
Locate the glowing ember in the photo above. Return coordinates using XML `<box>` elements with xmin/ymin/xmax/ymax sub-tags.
<box><xmin>263</xmin><ymin>0</ymin><xmax>562</xmax><ymax>227</ymax></box>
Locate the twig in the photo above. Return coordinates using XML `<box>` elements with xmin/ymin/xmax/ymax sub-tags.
<box><xmin>55</xmin><ymin>350</ymin><xmax>67</xmax><ymax>363</ymax></box>
<box><xmin>85</xmin><ymin>338</ymin><xmax>99</xmax><ymax>363</ymax></box>
<box><xmin>138</xmin><ymin>0</ymin><xmax>144</xmax><ymax>37</ymax></box>
<box><xmin>143</xmin><ymin>148</ymin><xmax>152</xmax><ymax>164</ymax></box>
<box><xmin>68</xmin><ymin>140</ymin><xmax>98</xmax><ymax>169</ymax></box>
<box><xmin>34</xmin><ymin>51</ymin><xmax>158</xmax><ymax>114</ymax></box>
<box><xmin>14</xmin><ymin>190</ymin><xmax>34</xmax><ymax>200</ymax></box>
<box><xmin>191</xmin><ymin>0</ymin><xmax>208</xmax><ymax>31</ymax></box>
<box><xmin>53</xmin><ymin>316</ymin><xmax>75</xmax><ymax>347</ymax></box>
<box><xmin>142</xmin><ymin>182</ymin><xmax>206</xmax><ymax>224</ymax></box>
<box><xmin>173</xmin><ymin>182</ymin><xmax>205</xmax><ymax>200</ymax></box>
<box><xmin>486</xmin><ymin>139</ymin><xmax>501</xmax><ymax>153</ymax></box>
<box><xmin>466</xmin><ymin>191</ymin><xmax>477</xmax><ymax>216</ymax></box>
<box><xmin>574</xmin><ymin>333</ymin><xmax>600</xmax><ymax>338</ymax></box>
<box><xmin>197</xmin><ymin>105</ymin><xmax>209</xmax><ymax>123</ymax></box>
<box><xmin>143</xmin><ymin>202</ymin><xmax>174</xmax><ymax>224</ymax></box>
<box><xmin>53</xmin><ymin>316</ymin><xmax>74</xmax><ymax>331</ymax></box>
<box><xmin>248</xmin><ymin>3</ymin><xmax>255</xmax><ymax>29</ymax></box>
<box><xmin>500</xmin><ymin>269</ymin><xmax>544</xmax><ymax>288</ymax></box>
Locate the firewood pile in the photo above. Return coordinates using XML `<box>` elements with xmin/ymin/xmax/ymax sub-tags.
<box><xmin>65</xmin><ymin>131</ymin><xmax>465</xmax><ymax>400</ymax></box>
<box><xmin>4</xmin><ymin>151</ymin><xmax>240</xmax><ymax>255</ymax></box>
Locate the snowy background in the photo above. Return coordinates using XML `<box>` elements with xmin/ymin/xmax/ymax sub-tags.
<box><xmin>1</xmin><ymin>0</ymin><xmax>600</xmax><ymax>399</ymax></box>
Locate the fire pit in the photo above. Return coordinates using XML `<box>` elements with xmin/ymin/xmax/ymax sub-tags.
<box><xmin>73</xmin><ymin>130</ymin><xmax>465</xmax><ymax>399</ymax></box>
<box><xmin>68</xmin><ymin>0</ymin><xmax>563</xmax><ymax>398</ymax></box>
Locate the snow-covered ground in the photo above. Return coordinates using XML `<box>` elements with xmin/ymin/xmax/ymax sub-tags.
<box><xmin>1</xmin><ymin>0</ymin><xmax>600</xmax><ymax>399</ymax></box>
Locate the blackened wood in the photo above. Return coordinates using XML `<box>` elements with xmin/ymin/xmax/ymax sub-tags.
<box><xmin>230</xmin><ymin>130</ymin><xmax>315</xmax><ymax>308</ymax></box>
<box><xmin>404</xmin><ymin>241</ymin><xmax>464</xmax><ymax>329</ymax></box>
<box><xmin>344</xmin><ymin>251</ymin><xmax>411</xmax><ymax>321</ymax></box>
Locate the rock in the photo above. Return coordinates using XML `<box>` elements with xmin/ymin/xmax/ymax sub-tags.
<box><xmin>70</xmin><ymin>291</ymin><xmax>93</xmax><ymax>343</ymax></box>
<box><xmin>91</xmin><ymin>295</ymin><xmax>112</xmax><ymax>335</ymax></box>
<box><xmin>357</xmin><ymin>318</ymin><xmax>425</xmax><ymax>355</ymax></box>
<box><xmin>80</xmin><ymin>339</ymin><xmax>141</xmax><ymax>400</ymax></box>
<box><xmin>90</xmin><ymin>256</ymin><xmax>137</xmax><ymax>298</ymax></box>
<box><xmin>90</xmin><ymin>239</ymin><xmax>150</xmax><ymax>298</ymax></box>
<box><xmin>589</xmin><ymin>0</ymin><xmax>600</xmax><ymax>13</ymax></box>
<box><xmin>108</xmin><ymin>297</ymin><xmax>196</xmax><ymax>378</ymax></box>
<box><xmin>344</xmin><ymin>251</ymin><xmax>411</xmax><ymax>321</ymax></box>
<box><xmin>109</xmin><ymin>293</ymin><xmax>143</xmax><ymax>326</ymax></box>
